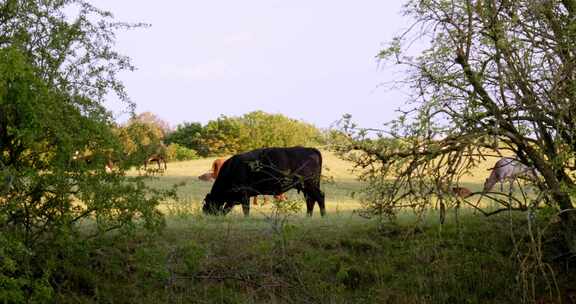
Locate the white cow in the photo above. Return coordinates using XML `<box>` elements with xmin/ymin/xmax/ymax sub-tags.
<box><xmin>483</xmin><ymin>157</ymin><xmax>537</xmax><ymax>192</ymax></box>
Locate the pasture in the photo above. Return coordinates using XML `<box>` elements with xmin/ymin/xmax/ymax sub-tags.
<box><xmin>136</xmin><ymin>151</ymin><xmax>365</xmax><ymax>216</ymax></box>
<box><xmin>60</xmin><ymin>151</ymin><xmax>573</xmax><ymax>303</ymax></box>
<box><xmin>132</xmin><ymin>150</ymin><xmax>516</xmax><ymax>218</ymax></box>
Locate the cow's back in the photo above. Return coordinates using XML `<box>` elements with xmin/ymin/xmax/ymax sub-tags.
<box><xmin>265</xmin><ymin>147</ymin><xmax>321</xmax><ymax>178</ymax></box>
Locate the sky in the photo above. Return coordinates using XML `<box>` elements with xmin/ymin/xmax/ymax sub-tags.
<box><xmin>91</xmin><ymin>1</ymin><xmax>413</xmax><ymax>130</ymax></box>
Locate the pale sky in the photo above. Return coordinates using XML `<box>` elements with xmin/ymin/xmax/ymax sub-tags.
<box><xmin>92</xmin><ymin>1</ymin><xmax>412</xmax><ymax>129</ymax></box>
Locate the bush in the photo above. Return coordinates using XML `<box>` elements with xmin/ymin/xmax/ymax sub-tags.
<box><xmin>0</xmin><ymin>2</ymin><xmax>173</xmax><ymax>301</ymax></box>
<box><xmin>166</xmin><ymin>143</ymin><xmax>199</xmax><ymax>161</ymax></box>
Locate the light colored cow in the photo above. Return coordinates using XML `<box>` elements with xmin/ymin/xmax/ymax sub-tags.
<box><xmin>483</xmin><ymin>157</ymin><xmax>537</xmax><ymax>192</ymax></box>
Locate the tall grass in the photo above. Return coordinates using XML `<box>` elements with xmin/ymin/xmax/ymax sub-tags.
<box><xmin>56</xmin><ymin>151</ymin><xmax>574</xmax><ymax>303</ymax></box>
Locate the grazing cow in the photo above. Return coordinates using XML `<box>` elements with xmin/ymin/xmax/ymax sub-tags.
<box><xmin>211</xmin><ymin>157</ymin><xmax>286</xmax><ymax>204</ymax></box>
<box><xmin>483</xmin><ymin>157</ymin><xmax>537</xmax><ymax>192</ymax></box>
<box><xmin>203</xmin><ymin>147</ymin><xmax>325</xmax><ymax>217</ymax></box>
<box><xmin>144</xmin><ymin>153</ymin><xmax>167</xmax><ymax>171</ymax></box>
<box><xmin>451</xmin><ymin>187</ymin><xmax>473</xmax><ymax>198</ymax></box>
<box><xmin>198</xmin><ymin>172</ymin><xmax>214</xmax><ymax>181</ymax></box>
<box><xmin>73</xmin><ymin>150</ymin><xmax>115</xmax><ymax>172</ymax></box>
<box><xmin>211</xmin><ymin>158</ymin><xmax>226</xmax><ymax>179</ymax></box>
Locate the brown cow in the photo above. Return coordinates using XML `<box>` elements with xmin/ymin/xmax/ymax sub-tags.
<box><xmin>198</xmin><ymin>172</ymin><xmax>214</xmax><ymax>181</ymax></box>
<box><xmin>73</xmin><ymin>150</ymin><xmax>116</xmax><ymax>173</ymax></box>
<box><xmin>451</xmin><ymin>187</ymin><xmax>473</xmax><ymax>198</ymax></box>
<box><xmin>144</xmin><ymin>153</ymin><xmax>167</xmax><ymax>171</ymax></box>
<box><xmin>210</xmin><ymin>157</ymin><xmax>286</xmax><ymax>205</ymax></box>
<box><xmin>211</xmin><ymin>158</ymin><xmax>226</xmax><ymax>179</ymax></box>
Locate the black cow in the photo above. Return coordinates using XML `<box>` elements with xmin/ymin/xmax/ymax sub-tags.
<box><xmin>202</xmin><ymin>147</ymin><xmax>325</xmax><ymax>217</ymax></box>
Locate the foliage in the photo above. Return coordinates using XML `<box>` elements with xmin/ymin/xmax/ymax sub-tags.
<box><xmin>116</xmin><ymin>120</ymin><xmax>166</xmax><ymax>166</ymax></box>
<box><xmin>331</xmin><ymin>0</ymin><xmax>576</xmax><ymax>253</ymax></box>
<box><xmin>164</xmin><ymin>122</ymin><xmax>203</xmax><ymax>151</ymax></box>
<box><xmin>52</xmin><ymin>213</ymin><xmax>572</xmax><ymax>303</ymax></box>
<box><xmin>165</xmin><ymin>143</ymin><xmax>199</xmax><ymax>162</ymax></box>
<box><xmin>238</xmin><ymin>110</ymin><xmax>323</xmax><ymax>151</ymax></box>
<box><xmin>187</xmin><ymin>111</ymin><xmax>323</xmax><ymax>156</ymax></box>
<box><xmin>0</xmin><ymin>1</ymin><xmax>172</xmax><ymax>300</ymax></box>
<box><xmin>129</xmin><ymin>112</ymin><xmax>172</xmax><ymax>138</ymax></box>
<box><xmin>197</xmin><ymin>115</ymin><xmax>244</xmax><ymax>156</ymax></box>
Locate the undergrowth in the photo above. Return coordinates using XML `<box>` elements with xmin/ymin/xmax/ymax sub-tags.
<box><xmin>52</xmin><ymin>210</ymin><xmax>576</xmax><ymax>304</ymax></box>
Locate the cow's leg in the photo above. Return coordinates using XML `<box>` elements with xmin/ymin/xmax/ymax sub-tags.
<box><xmin>310</xmin><ymin>188</ymin><xmax>326</xmax><ymax>217</ymax></box>
<box><xmin>304</xmin><ymin>183</ymin><xmax>325</xmax><ymax>217</ymax></box>
<box><xmin>241</xmin><ymin>196</ymin><xmax>250</xmax><ymax>217</ymax></box>
<box><xmin>304</xmin><ymin>192</ymin><xmax>315</xmax><ymax>216</ymax></box>
<box><xmin>317</xmin><ymin>190</ymin><xmax>326</xmax><ymax>217</ymax></box>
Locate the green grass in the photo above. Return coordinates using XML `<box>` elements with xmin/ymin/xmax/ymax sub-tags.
<box><xmin>56</xmin><ymin>151</ymin><xmax>574</xmax><ymax>303</ymax></box>
<box><xmin>134</xmin><ymin>151</ymin><xmax>532</xmax><ymax>217</ymax></box>
<box><xmin>61</xmin><ymin>213</ymin><xmax>553</xmax><ymax>304</ymax></box>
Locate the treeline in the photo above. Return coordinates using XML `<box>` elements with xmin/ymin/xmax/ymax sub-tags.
<box><xmin>130</xmin><ymin>110</ymin><xmax>324</xmax><ymax>161</ymax></box>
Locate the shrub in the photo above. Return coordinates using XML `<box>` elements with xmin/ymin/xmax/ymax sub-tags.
<box><xmin>166</xmin><ymin>143</ymin><xmax>199</xmax><ymax>161</ymax></box>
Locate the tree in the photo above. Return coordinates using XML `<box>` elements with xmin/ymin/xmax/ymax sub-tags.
<box><xmin>198</xmin><ymin>115</ymin><xmax>244</xmax><ymax>156</ymax></box>
<box><xmin>130</xmin><ymin>111</ymin><xmax>172</xmax><ymax>137</ymax></box>
<box><xmin>117</xmin><ymin>120</ymin><xmax>166</xmax><ymax>166</ymax></box>
<box><xmin>0</xmin><ymin>1</ymin><xmax>171</xmax><ymax>300</ymax></box>
<box><xmin>164</xmin><ymin>122</ymin><xmax>203</xmax><ymax>151</ymax></box>
<box><xmin>333</xmin><ymin>0</ymin><xmax>576</xmax><ymax>252</ymax></box>
<box><xmin>238</xmin><ymin>111</ymin><xmax>323</xmax><ymax>151</ymax></box>
<box><xmin>194</xmin><ymin>111</ymin><xmax>323</xmax><ymax>156</ymax></box>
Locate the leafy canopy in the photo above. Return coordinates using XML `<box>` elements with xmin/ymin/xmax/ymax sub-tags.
<box><xmin>169</xmin><ymin>111</ymin><xmax>324</xmax><ymax>157</ymax></box>
<box><xmin>0</xmin><ymin>0</ymin><xmax>173</xmax><ymax>300</ymax></box>
<box><xmin>332</xmin><ymin>0</ymin><xmax>576</xmax><ymax>224</ymax></box>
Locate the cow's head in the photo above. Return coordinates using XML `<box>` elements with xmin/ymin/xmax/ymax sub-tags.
<box><xmin>202</xmin><ymin>193</ymin><xmax>224</xmax><ymax>215</ymax></box>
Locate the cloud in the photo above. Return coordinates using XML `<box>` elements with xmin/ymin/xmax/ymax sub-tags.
<box><xmin>158</xmin><ymin>61</ymin><xmax>230</xmax><ymax>81</ymax></box>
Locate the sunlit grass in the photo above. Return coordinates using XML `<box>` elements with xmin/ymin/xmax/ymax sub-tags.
<box><xmin>126</xmin><ymin>150</ymin><xmax>535</xmax><ymax>218</ymax></box>
<box><xmin>128</xmin><ymin>151</ymin><xmax>366</xmax><ymax>217</ymax></box>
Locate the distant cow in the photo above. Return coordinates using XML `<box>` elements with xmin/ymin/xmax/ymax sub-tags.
<box><xmin>144</xmin><ymin>153</ymin><xmax>167</xmax><ymax>171</ymax></box>
<box><xmin>198</xmin><ymin>172</ymin><xmax>214</xmax><ymax>181</ymax></box>
<box><xmin>73</xmin><ymin>150</ymin><xmax>115</xmax><ymax>172</ymax></box>
<box><xmin>203</xmin><ymin>147</ymin><xmax>325</xmax><ymax>216</ymax></box>
<box><xmin>451</xmin><ymin>186</ymin><xmax>473</xmax><ymax>198</ymax></box>
<box><xmin>210</xmin><ymin>157</ymin><xmax>286</xmax><ymax>204</ymax></box>
<box><xmin>211</xmin><ymin>158</ymin><xmax>226</xmax><ymax>179</ymax></box>
<box><xmin>483</xmin><ymin>157</ymin><xmax>537</xmax><ymax>192</ymax></box>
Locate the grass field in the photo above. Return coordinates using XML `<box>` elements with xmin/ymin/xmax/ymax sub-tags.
<box><xmin>133</xmin><ymin>150</ymin><xmax>368</xmax><ymax>217</ymax></box>
<box><xmin>132</xmin><ymin>150</ymin><xmax>520</xmax><ymax>219</ymax></box>
<box><xmin>58</xmin><ymin>151</ymin><xmax>575</xmax><ymax>303</ymax></box>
